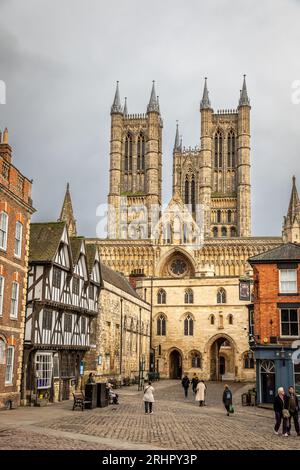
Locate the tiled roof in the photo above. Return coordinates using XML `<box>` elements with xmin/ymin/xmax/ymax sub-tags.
<box><xmin>249</xmin><ymin>243</ymin><xmax>300</xmax><ymax>263</ymax></box>
<box><xmin>29</xmin><ymin>222</ymin><xmax>65</xmax><ymax>262</ymax></box>
<box><xmin>100</xmin><ymin>263</ymin><xmax>142</xmax><ymax>300</ymax></box>
<box><xmin>70</xmin><ymin>237</ymin><xmax>84</xmax><ymax>265</ymax></box>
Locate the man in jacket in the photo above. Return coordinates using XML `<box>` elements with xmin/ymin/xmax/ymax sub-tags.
<box><xmin>181</xmin><ymin>375</ymin><xmax>190</xmax><ymax>398</ymax></box>
<box><xmin>287</xmin><ymin>386</ymin><xmax>300</xmax><ymax>436</ymax></box>
<box><xmin>222</xmin><ymin>384</ymin><xmax>233</xmax><ymax>416</ymax></box>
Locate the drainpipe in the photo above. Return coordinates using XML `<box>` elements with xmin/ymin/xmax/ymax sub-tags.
<box><xmin>119</xmin><ymin>298</ymin><xmax>123</xmax><ymax>378</ymax></box>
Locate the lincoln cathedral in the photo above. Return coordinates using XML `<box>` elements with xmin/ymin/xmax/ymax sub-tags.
<box><xmin>89</xmin><ymin>77</ymin><xmax>300</xmax><ymax>382</ymax></box>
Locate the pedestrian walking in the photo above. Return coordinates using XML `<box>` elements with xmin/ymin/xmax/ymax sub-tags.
<box><xmin>273</xmin><ymin>387</ymin><xmax>289</xmax><ymax>436</ymax></box>
<box><xmin>143</xmin><ymin>381</ymin><xmax>155</xmax><ymax>414</ymax></box>
<box><xmin>195</xmin><ymin>380</ymin><xmax>206</xmax><ymax>406</ymax></box>
<box><xmin>222</xmin><ymin>384</ymin><xmax>233</xmax><ymax>416</ymax></box>
<box><xmin>191</xmin><ymin>374</ymin><xmax>199</xmax><ymax>395</ymax></box>
<box><xmin>182</xmin><ymin>375</ymin><xmax>190</xmax><ymax>398</ymax></box>
<box><xmin>287</xmin><ymin>386</ymin><xmax>300</xmax><ymax>436</ymax></box>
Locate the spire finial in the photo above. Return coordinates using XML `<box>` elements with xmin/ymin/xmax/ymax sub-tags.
<box><xmin>239</xmin><ymin>74</ymin><xmax>250</xmax><ymax>107</ymax></box>
<box><xmin>58</xmin><ymin>183</ymin><xmax>77</xmax><ymax>237</ymax></box>
<box><xmin>123</xmin><ymin>96</ymin><xmax>128</xmax><ymax>115</ymax></box>
<box><xmin>174</xmin><ymin>121</ymin><xmax>181</xmax><ymax>151</ymax></box>
<box><xmin>200</xmin><ymin>77</ymin><xmax>211</xmax><ymax>110</ymax></box>
<box><xmin>147</xmin><ymin>81</ymin><xmax>159</xmax><ymax>113</ymax></box>
<box><xmin>111</xmin><ymin>81</ymin><xmax>123</xmax><ymax>114</ymax></box>
<box><xmin>3</xmin><ymin>127</ymin><xmax>8</xmax><ymax>144</ymax></box>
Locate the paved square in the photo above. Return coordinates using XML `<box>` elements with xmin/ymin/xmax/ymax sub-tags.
<box><xmin>0</xmin><ymin>381</ymin><xmax>299</xmax><ymax>450</ymax></box>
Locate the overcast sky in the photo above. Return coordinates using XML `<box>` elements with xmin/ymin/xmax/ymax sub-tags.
<box><xmin>0</xmin><ymin>0</ymin><xmax>300</xmax><ymax>237</ymax></box>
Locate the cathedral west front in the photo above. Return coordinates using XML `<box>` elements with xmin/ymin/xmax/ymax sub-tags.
<box><xmin>88</xmin><ymin>77</ymin><xmax>299</xmax><ymax>382</ymax></box>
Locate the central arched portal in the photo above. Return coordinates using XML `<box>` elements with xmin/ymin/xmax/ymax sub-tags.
<box><xmin>210</xmin><ymin>336</ymin><xmax>235</xmax><ymax>381</ymax></box>
<box><xmin>169</xmin><ymin>350</ymin><xmax>182</xmax><ymax>379</ymax></box>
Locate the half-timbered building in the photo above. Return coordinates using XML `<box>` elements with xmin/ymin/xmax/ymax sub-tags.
<box><xmin>22</xmin><ymin>221</ymin><xmax>101</xmax><ymax>404</ymax></box>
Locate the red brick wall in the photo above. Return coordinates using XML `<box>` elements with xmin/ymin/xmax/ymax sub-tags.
<box><xmin>0</xmin><ymin>147</ymin><xmax>33</xmax><ymax>408</ymax></box>
<box><xmin>253</xmin><ymin>263</ymin><xmax>300</xmax><ymax>343</ymax></box>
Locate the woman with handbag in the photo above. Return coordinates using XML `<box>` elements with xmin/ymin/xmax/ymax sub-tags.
<box><xmin>273</xmin><ymin>387</ymin><xmax>289</xmax><ymax>436</ymax></box>
<box><xmin>143</xmin><ymin>381</ymin><xmax>155</xmax><ymax>414</ymax></box>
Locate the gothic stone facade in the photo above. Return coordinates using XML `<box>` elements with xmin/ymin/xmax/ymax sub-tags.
<box><xmin>0</xmin><ymin>129</ymin><xmax>34</xmax><ymax>409</ymax></box>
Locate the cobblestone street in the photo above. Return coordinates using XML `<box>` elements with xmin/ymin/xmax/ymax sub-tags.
<box><xmin>0</xmin><ymin>380</ymin><xmax>300</xmax><ymax>450</ymax></box>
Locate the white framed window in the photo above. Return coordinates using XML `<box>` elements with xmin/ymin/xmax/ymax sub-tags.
<box><xmin>35</xmin><ymin>353</ymin><xmax>53</xmax><ymax>389</ymax></box>
<box><xmin>5</xmin><ymin>346</ymin><xmax>14</xmax><ymax>384</ymax></box>
<box><xmin>0</xmin><ymin>211</ymin><xmax>8</xmax><ymax>251</ymax></box>
<box><xmin>0</xmin><ymin>337</ymin><xmax>6</xmax><ymax>364</ymax></box>
<box><xmin>10</xmin><ymin>281</ymin><xmax>19</xmax><ymax>318</ymax></box>
<box><xmin>0</xmin><ymin>275</ymin><xmax>4</xmax><ymax>315</ymax></box>
<box><xmin>279</xmin><ymin>269</ymin><xmax>297</xmax><ymax>294</ymax></box>
<box><xmin>14</xmin><ymin>221</ymin><xmax>23</xmax><ymax>258</ymax></box>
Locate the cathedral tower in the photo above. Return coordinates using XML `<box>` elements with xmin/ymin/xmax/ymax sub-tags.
<box><xmin>108</xmin><ymin>82</ymin><xmax>162</xmax><ymax>239</ymax></box>
<box><xmin>172</xmin><ymin>76</ymin><xmax>252</xmax><ymax>238</ymax></box>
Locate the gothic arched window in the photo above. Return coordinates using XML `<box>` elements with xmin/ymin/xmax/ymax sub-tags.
<box><xmin>184</xmin><ymin>178</ymin><xmax>189</xmax><ymax>205</ymax></box>
<box><xmin>157</xmin><ymin>289</ymin><xmax>166</xmax><ymax>305</ymax></box>
<box><xmin>228</xmin><ymin>314</ymin><xmax>233</xmax><ymax>325</ymax></box>
<box><xmin>228</xmin><ymin>210</ymin><xmax>232</xmax><ymax>223</ymax></box>
<box><xmin>191</xmin><ymin>351</ymin><xmax>202</xmax><ymax>368</ymax></box>
<box><xmin>125</xmin><ymin>134</ymin><xmax>133</xmax><ymax>172</ymax></box>
<box><xmin>157</xmin><ymin>314</ymin><xmax>166</xmax><ymax>336</ymax></box>
<box><xmin>191</xmin><ymin>177</ymin><xmax>196</xmax><ymax>212</ymax></box>
<box><xmin>184</xmin><ymin>289</ymin><xmax>194</xmax><ymax>304</ymax></box>
<box><xmin>230</xmin><ymin>227</ymin><xmax>237</xmax><ymax>237</ymax></box>
<box><xmin>227</xmin><ymin>131</ymin><xmax>236</xmax><ymax>168</ymax></box>
<box><xmin>221</xmin><ymin>227</ymin><xmax>227</xmax><ymax>237</ymax></box>
<box><xmin>210</xmin><ymin>314</ymin><xmax>215</xmax><ymax>325</ymax></box>
<box><xmin>217</xmin><ymin>288</ymin><xmax>227</xmax><ymax>304</ymax></box>
<box><xmin>184</xmin><ymin>314</ymin><xmax>194</xmax><ymax>336</ymax></box>
<box><xmin>213</xmin><ymin>227</ymin><xmax>218</xmax><ymax>238</ymax></box>
<box><xmin>214</xmin><ymin>131</ymin><xmax>223</xmax><ymax>168</ymax></box>
<box><xmin>137</xmin><ymin>133</ymin><xmax>145</xmax><ymax>171</ymax></box>
<box><xmin>217</xmin><ymin>210</ymin><xmax>221</xmax><ymax>223</ymax></box>
<box><xmin>243</xmin><ymin>352</ymin><xmax>255</xmax><ymax>369</ymax></box>
<box><xmin>164</xmin><ymin>223</ymin><xmax>171</xmax><ymax>244</ymax></box>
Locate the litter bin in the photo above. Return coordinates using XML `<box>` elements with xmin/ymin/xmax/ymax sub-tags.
<box><xmin>96</xmin><ymin>382</ymin><xmax>108</xmax><ymax>408</ymax></box>
<box><xmin>249</xmin><ymin>392</ymin><xmax>256</xmax><ymax>406</ymax></box>
<box><xmin>241</xmin><ymin>393</ymin><xmax>249</xmax><ymax>406</ymax></box>
<box><xmin>85</xmin><ymin>383</ymin><xmax>97</xmax><ymax>409</ymax></box>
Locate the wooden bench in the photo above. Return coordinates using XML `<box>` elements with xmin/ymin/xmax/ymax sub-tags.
<box><xmin>72</xmin><ymin>392</ymin><xmax>91</xmax><ymax>411</ymax></box>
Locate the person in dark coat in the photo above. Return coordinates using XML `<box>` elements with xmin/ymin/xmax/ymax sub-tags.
<box><xmin>191</xmin><ymin>374</ymin><xmax>199</xmax><ymax>395</ymax></box>
<box><xmin>181</xmin><ymin>375</ymin><xmax>190</xmax><ymax>398</ymax></box>
<box><xmin>273</xmin><ymin>387</ymin><xmax>289</xmax><ymax>436</ymax></box>
<box><xmin>87</xmin><ymin>372</ymin><xmax>95</xmax><ymax>384</ymax></box>
<box><xmin>222</xmin><ymin>384</ymin><xmax>233</xmax><ymax>416</ymax></box>
<box><xmin>287</xmin><ymin>386</ymin><xmax>300</xmax><ymax>436</ymax></box>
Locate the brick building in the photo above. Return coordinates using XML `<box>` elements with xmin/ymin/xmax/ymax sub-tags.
<box><xmin>0</xmin><ymin>128</ymin><xmax>34</xmax><ymax>409</ymax></box>
<box><xmin>249</xmin><ymin>243</ymin><xmax>300</xmax><ymax>404</ymax></box>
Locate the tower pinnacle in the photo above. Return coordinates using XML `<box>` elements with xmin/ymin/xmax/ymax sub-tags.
<box><xmin>200</xmin><ymin>77</ymin><xmax>211</xmax><ymax>110</ymax></box>
<box><xmin>111</xmin><ymin>81</ymin><xmax>123</xmax><ymax>114</ymax></box>
<box><xmin>58</xmin><ymin>183</ymin><xmax>77</xmax><ymax>237</ymax></box>
<box><xmin>239</xmin><ymin>75</ymin><xmax>250</xmax><ymax>107</ymax></box>
<box><xmin>147</xmin><ymin>81</ymin><xmax>159</xmax><ymax>113</ymax></box>
<box><xmin>174</xmin><ymin>121</ymin><xmax>181</xmax><ymax>151</ymax></box>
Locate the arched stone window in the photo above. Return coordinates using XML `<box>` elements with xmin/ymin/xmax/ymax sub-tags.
<box><xmin>157</xmin><ymin>314</ymin><xmax>166</xmax><ymax>336</ymax></box>
<box><xmin>157</xmin><ymin>289</ymin><xmax>166</xmax><ymax>305</ymax></box>
<box><xmin>227</xmin><ymin>130</ymin><xmax>235</xmax><ymax>168</ymax></box>
<box><xmin>184</xmin><ymin>314</ymin><xmax>193</xmax><ymax>336</ymax></box>
<box><xmin>213</xmin><ymin>227</ymin><xmax>218</xmax><ymax>238</ymax></box>
<box><xmin>228</xmin><ymin>210</ymin><xmax>232</xmax><ymax>223</ymax></box>
<box><xmin>184</xmin><ymin>289</ymin><xmax>194</xmax><ymax>304</ymax></box>
<box><xmin>191</xmin><ymin>351</ymin><xmax>202</xmax><ymax>368</ymax></box>
<box><xmin>217</xmin><ymin>288</ymin><xmax>227</xmax><ymax>304</ymax></box>
<box><xmin>164</xmin><ymin>223</ymin><xmax>171</xmax><ymax>244</ymax></box>
<box><xmin>214</xmin><ymin>131</ymin><xmax>223</xmax><ymax>168</ymax></box>
<box><xmin>210</xmin><ymin>314</ymin><xmax>215</xmax><ymax>325</ymax></box>
<box><xmin>191</xmin><ymin>177</ymin><xmax>196</xmax><ymax>212</ymax></box>
<box><xmin>125</xmin><ymin>134</ymin><xmax>133</xmax><ymax>172</ymax></box>
<box><xmin>221</xmin><ymin>227</ymin><xmax>227</xmax><ymax>237</ymax></box>
<box><xmin>137</xmin><ymin>133</ymin><xmax>145</xmax><ymax>171</ymax></box>
<box><xmin>230</xmin><ymin>227</ymin><xmax>237</xmax><ymax>237</ymax></box>
<box><xmin>184</xmin><ymin>178</ymin><xmax>189</xmax><ymax>205</ymax></box>
<box><xmin>243</xmin><ymin>352</ymin><xmax>255</xmax><ymax>369</ymax></box>
<box><xmin>217</xmin><ymin>210</ymin><xmax>221</xmax><ymax>223</ymax></box>
<box><xmin>228</xmin><ymin>314</ymin><xmax>233</xmax><ymax>325</ymax></box>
